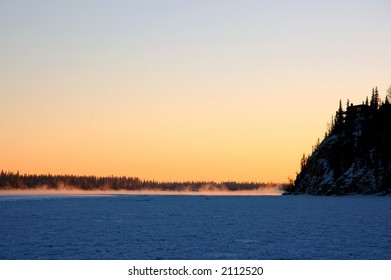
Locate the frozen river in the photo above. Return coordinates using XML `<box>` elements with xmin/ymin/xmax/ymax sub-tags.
<box><xmin>0</xmin><ymin>194</ymin><xmax>390</xmax><ymax>259</ymax></box>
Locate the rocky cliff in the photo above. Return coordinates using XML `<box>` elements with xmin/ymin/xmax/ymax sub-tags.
<box><xmin>292</xmin><ymin>102</ymin><xmax>391</xmax><ymax>195</ymax></box>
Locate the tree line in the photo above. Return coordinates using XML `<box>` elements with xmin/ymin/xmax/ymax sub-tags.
<box><xmin>0</xmin><ymin>170</ymin><xmax>283</xmax><ymax>192</ymax></box>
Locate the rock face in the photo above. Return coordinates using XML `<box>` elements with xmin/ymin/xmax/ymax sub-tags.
<box><xmin>293</xmin><ymin>104</ymin><xmax>391</xmax><ymax>195</ymax></box>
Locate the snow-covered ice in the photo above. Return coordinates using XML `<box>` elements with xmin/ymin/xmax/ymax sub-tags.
<box><xmin>0</xmin><ymin>195</ymin><xmax>390</xmax><ymax>259</ymax></box>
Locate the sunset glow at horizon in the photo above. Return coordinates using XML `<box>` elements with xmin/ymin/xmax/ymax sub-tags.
<box><xmin>1</xmin><ymin>0</ymin><xmax>390</xmax><ymax>182</ymax></box>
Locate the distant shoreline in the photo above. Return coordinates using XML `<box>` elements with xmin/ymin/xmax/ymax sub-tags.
<box><xmin>0</xmin><ymin>188</ymin><xmax>282</xmax><ymax>196</ymax></box>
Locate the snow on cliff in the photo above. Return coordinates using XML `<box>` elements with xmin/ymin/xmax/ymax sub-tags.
<box><xmin>293</xmin><ymin>103</ymin><xmax>391</xmax><ymax>195</ymax></box>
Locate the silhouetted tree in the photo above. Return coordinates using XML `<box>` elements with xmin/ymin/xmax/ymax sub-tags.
<box><xmin>370</xmin><ymin>87</ymin><xmax>381</xmax><ymax>109</ymax></box>
<box><xmin>334</xmin><ymin>100</ymin><xmax>344</xmax><ymax>131</ymax></box>
<box><xmin>386</xmin><ymin>85</ymin><xmax>391</xmax><ymax>105</ymax></box>
<box><xmin>300</xmin><ymin>153</ymin><xmax>308</xmax><ymax>171</ymax></box>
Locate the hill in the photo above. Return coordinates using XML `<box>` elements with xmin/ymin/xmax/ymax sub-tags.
<box><xmin>290</xmin><ymin>87</ymin><xmax>391</xmax><ymax>195</ymax></box>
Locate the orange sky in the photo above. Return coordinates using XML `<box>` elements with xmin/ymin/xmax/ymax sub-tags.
<box><xmin>1</xmin><ymin>1</ymin><xmax>390</xmax><ymax>182</ymax></box>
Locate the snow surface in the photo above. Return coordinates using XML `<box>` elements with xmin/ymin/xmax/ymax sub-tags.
<box><xmin>0</xmin><ymin>195</ymin><xmax>390</xmax><ymax>259</ymax></box>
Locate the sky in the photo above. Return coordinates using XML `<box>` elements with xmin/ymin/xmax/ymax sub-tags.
<box><xmin>0</xmin><ymin>0</ymin><xmax>390</xmax><ymax>182</ymax></box>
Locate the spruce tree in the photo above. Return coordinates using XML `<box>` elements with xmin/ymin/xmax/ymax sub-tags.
<box><xmin>300</xmin><ymin>153</ymin><xmax>308</xmax><ymax>171</ymax></box>
<box><xmin>370</xmin><ymin>88</ymin><xmax>375</xmax><ymax>108</ymax></box>
<box><xmin>386</xmin><ymin>85</ymin><xmax>391</xmax><ymax>105</ymax></box>
<box><xmin>374</xmin><ymin>86</ymin><xmax>380</xmax><ymax>109</ymax></box>
<box><xmin>334</xmin><ymin>100</ymin><xmax>344</xmax><ymax>129</ymax></box>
